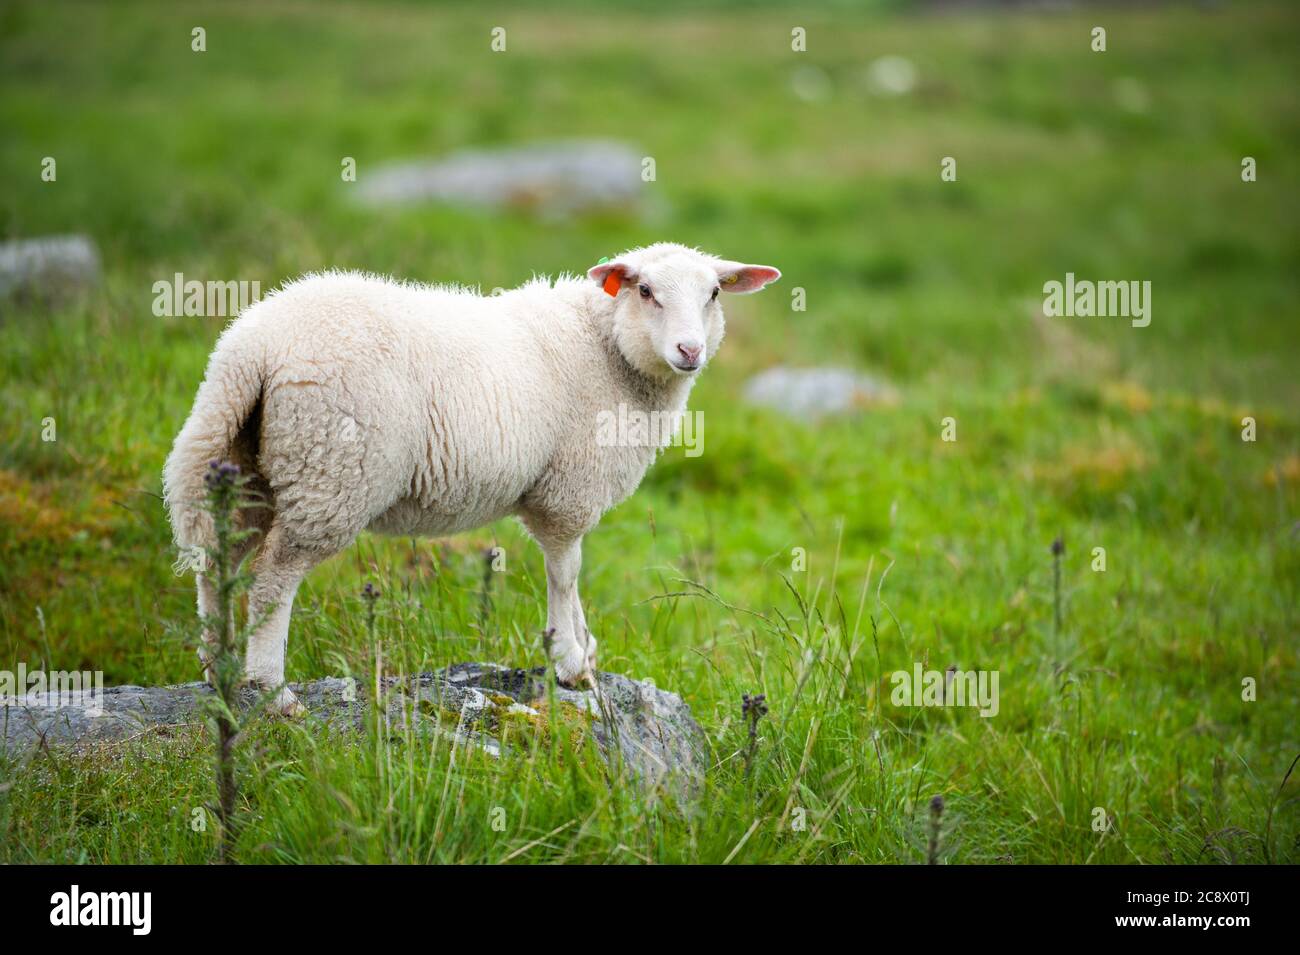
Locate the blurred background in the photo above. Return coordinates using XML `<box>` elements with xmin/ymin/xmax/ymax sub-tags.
<box><xmin>0</xmin><ymin>0</ymin><xmax>1297</xmax><ymax>862</ymax></box>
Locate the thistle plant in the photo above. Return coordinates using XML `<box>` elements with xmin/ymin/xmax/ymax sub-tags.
<box><xmin>741</xmin><ymin>692</ymin><xmax>768</xmax><ymax>780</ymax></box>
<box><xmin>1051</xmin><ymin>534</ymin><xmax>1065</xmax><ymax>645</ymax></box>
<box><xmin>478</xmin><ymin>546</ymin><xmax>496</xmax><ymax>629</ymax></box>
<box><xmin>360</xmin><ymin>581</ymin><xmax>384</xmax><ymax>735</ymax></box>
<box><xmin>927</xmin><ymin>794</ymin><xmax>945</xmax><ymax>864</ymax></box>
<box><xmin>197</xmin><ymin>459</ymin><xmax>263</xmax><ymax>864</ymax></box>
<box><xmin>361</xmin><ymin>581</ymin><xmax>381</xmax><ymax>642</ymax></box>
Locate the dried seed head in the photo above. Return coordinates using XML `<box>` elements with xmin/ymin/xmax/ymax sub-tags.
<box><xmin>1051</xmin><ymin>535</ymin><xmax>1064</xmax><ymax>556</ymax></box>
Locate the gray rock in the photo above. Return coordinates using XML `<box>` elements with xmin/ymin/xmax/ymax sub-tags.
<box><xmin>355</xmin><ymin>140</ymin><xmax>643</xmax><ymax>215</ymax></box>
<box><xmin>0</xmin><ymin>663</ymin><xmax>708</xmax><ymax>791</ymax></box>
<box><xmin>0</xmin><ymin>234</ymin><xmax>101</xmax><ymax>302</ymax></box>
<box><xmin>743</xmin><ymin>365</ymin><xmax>898</xmax><ymax>420</ymax></box>
<box><xmin>863</xmin><ymin>55</ymin><xmax>918</xmax><ymax>97</ymax></box>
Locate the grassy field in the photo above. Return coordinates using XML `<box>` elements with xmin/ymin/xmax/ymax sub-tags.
<box><xmin>1</xmin><ymin>0</ymin><xmax>1297</xmax><ymax>863</ymax></box>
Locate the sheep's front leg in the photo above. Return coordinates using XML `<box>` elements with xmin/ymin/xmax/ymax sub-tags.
<box><xmin>570</xmin><ymin>589</ymin><xmax>597</xmax><ymax>675</ymax></box>
<box><xmin>541</xmin><ymin>537</ymin><xmax>596</xmax><ymax>686</ymax></box>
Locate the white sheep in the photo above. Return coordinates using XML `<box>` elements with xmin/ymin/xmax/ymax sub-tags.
<box><xmin>164</xmin><ymin>243</ymin><xmax>780</xmax><ymax>714</ymax></box>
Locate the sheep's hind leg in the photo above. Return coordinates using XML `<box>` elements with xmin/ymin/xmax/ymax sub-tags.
<box><xmin>244</xmin><ymin>526</ymin><xmax>327</xmax><ymax>717</ymax></box>
<box><xmin>194</xmin><ymin>510</ymin><xmax>270</xmax><ymax>684</ymax></box>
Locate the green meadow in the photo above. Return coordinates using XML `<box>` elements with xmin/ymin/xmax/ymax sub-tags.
<box><xmin>0</xmin><ymin>0</ymin><xmax>1297</xmax><ymax>863</ymax></box>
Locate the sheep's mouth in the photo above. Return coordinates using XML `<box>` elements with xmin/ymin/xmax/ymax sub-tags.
<box><xmin>670</xmin><ymin>360</ymin><xmax>701</xmax><ymax>374</ymax></box>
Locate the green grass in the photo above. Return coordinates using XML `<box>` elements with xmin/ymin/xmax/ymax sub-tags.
<box><xmin>0</xmin><ymin>0</ymin><xmax>1297</xmax><ymax>863</ymax></box>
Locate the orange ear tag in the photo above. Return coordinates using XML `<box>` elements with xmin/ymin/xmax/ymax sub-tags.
<box><xmin>603</xmin><ymin>272</ymin><xmax>622</xmax><ymax>297</ymax></box>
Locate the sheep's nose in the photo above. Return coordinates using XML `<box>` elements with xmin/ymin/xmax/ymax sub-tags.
<box><xmin>676</xmin><ymin>343</ymin><xmax>702</xmax><ymax>365</ymax></box>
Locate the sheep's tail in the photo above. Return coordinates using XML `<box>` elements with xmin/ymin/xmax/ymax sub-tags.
<box><xmin>163</xmin><ymin>323</ymin><xmax>266</xmax><ymax>564</ymax></box>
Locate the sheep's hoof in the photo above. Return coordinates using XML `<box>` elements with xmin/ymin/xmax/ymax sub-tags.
<box><xmin>197</xmin><ymin>647</ymin><xmax>216</xmax><ymax>687</ymax></box>
<box><xmin>242</xmin><ymin>680</ymin><xmax>307</xmax><ymax>719</ymax></box>
<box><xmin>268</xmin><ymin>686</ymin><xmax>307</xmax><ymax>719</ymax></box>
<box><xmin>556</xmin><ymin>669</ymin><xmax>597</xmax><ymax>691</ymax></box>
<box><xmin>553</xmin><ymin>648</ymin><xmax>596</xmax><ymax>690</ymax></box>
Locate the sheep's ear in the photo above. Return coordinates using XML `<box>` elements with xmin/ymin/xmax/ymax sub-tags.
<box><xmin>715</xmin><ymin>262</ymin><xmax>781</xmax><ymax>294</ymax></box>
<box><xmin>588</xmin><ymin>259</ymin><xmax>638</xmax><ymax>296</ymax></box>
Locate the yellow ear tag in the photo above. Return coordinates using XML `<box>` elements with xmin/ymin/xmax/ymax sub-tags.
<box><xmin>603</xmin><ymin>272</ymin><xmax>621</xmax><ymax>297</ymax></box>
<box><xmin>722</xmin><ymin>273</ymin><xmax>739</xmax><ymax>285</ymax></box>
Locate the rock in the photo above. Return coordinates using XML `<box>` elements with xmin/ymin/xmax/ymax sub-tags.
<box><xmin>0</xmin><ymin>663</ymin><xmax>708</xmax><ymax>791</ymax></box>
<box><xmin>355</xmin><ymin>140</ymin><xmax>643</xmax><ymax>215</ymax></box>
<box><xmin>0</xmin><ymin>234</ymin><xmax>101</xmax><ymax>302</ymax></box>
<box><xmin>743</xmin><ymin>365</ymin><xmax>898</xmax><ymax>420</ymax></box>
<box><xmin>863</xmin><ymin>55</ymin><xmax>918</xmax><ymax>97</ymax></box>
<box><xmin>790</xmin><ymin>65</ymin><xmax>833</xmax><ymax>103</ymax></box>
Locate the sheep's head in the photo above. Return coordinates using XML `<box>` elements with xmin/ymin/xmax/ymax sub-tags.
<box><xmin>589</xmin><ymin>244</ymin><xmax>780</xmax><ymax>382</ymax></box>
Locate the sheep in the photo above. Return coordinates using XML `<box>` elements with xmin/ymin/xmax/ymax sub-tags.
<box><xmin>164</xmin><ymin>243</ymin><xmax>781</xmax><ymax>714</ymax></box>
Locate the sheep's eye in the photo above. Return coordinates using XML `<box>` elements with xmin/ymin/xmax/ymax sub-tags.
<box><xmin>638</xmin><ymin>284</ymin><xmax>653</xmax><ymax>301</ymax></box>
<box><xmin>711</xmin><ymin>287</ymin><xmax>720</xmax><ymax>302</ymax></box>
